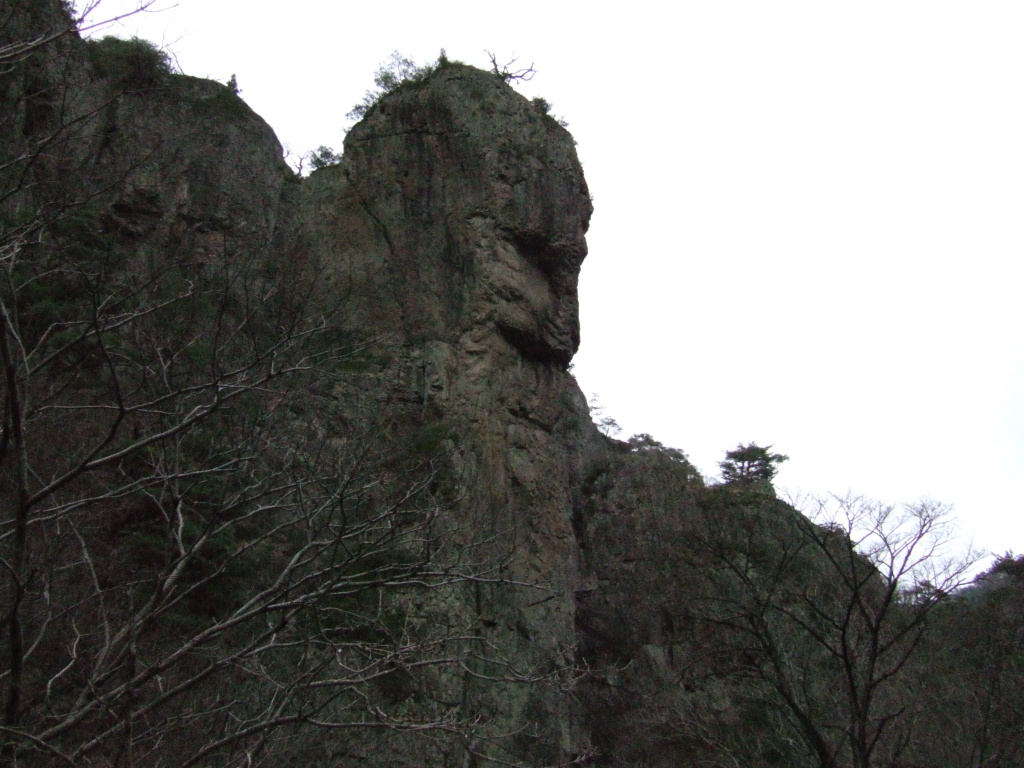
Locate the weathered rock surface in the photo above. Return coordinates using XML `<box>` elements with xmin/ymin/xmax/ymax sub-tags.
<box><xmin>308</xmin><ymin>64</ymin><xmax>591</xmax><ymax>367</ymax></box>
<box><xmin>5</xmin><ymin>8</ymin><xmax>703</xmax><ymax>759</ymax></box>
<box><xmin>304</xmin><ymin>64</ymin><xmax>603</xmax><ymax>764</ymax></box>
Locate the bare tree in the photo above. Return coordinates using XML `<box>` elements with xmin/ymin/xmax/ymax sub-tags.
<box><xmin>485</xmin><ymin>51</ymin><xmax>536</xmax><ymax>83</ymax></box>
<box><xmin>691</xmin><ymin>491</ymin><xmax>979</xmax><ymax>768</ymax></box>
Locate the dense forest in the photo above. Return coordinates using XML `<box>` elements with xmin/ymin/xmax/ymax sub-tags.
<box><xmin>1</xmin><ymin>2</ymin><xmax>1022</xmax><ymax>766</ymax></box>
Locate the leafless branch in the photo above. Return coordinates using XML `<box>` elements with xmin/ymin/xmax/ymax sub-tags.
<box><xmin>485</xmin><ymin>51</ymin><xmax>535</xmax><ymax>83</ymax></box>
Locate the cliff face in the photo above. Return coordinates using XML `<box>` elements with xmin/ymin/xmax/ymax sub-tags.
<box><xmin>10</xmin><ymin>12</ymin><xmax>1022</xmax><ymax>768</ymax></box>
<box><xmin>2</xmin><ymin>8</ymin><xmax>702</xmax><ymax>763</ymax></box>
<box><xmin>303</xmin><ymin>64</ymin><xmax>604</xmax><ymax>764</ymax></box>
<box><xmin>325</xmin><ymin>64</ymin><xmax>591</xmax><ymax>366</ymax></box>
<box><xmin>295</xmin><ymin>65</ymin><xmax>710</xmax><ymax>767</ymax></box>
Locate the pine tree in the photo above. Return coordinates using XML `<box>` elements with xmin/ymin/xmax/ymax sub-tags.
<box><xmin>719</xmin><ymin>442</ymin><xmax>788</xmax><ymax>484</ymax></box>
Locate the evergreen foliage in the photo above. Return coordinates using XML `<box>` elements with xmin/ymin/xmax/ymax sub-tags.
<box><xmin>719</xmin><ymin>441</ymin><xmax>788</xmax><ymax>484</ymax></box>
<box><xmin>627</xmin><ymin>432</ymin><xmax>689</xmax><ymax>463</ymax></box>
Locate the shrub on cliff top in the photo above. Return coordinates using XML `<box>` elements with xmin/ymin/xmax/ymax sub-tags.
<box><xmin>86</xmin><ymin>35</ymin><xmax>174</xmax><ymax>90</ymax></box>
<box><xmin>346</xmin><ymin>50</ymin><xmax>444</xmax><ymax>122</ymax></box>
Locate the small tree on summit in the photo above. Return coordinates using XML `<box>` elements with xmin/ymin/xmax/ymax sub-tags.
<box><xmin>346</xmin><ymin>50</ymin><xmax>441</xmax><ymax>121</ymax></box>
<box><xmin>719</xmin><ymin>442</ymin><xmax>788</xmax><ymax>484</ymax></box>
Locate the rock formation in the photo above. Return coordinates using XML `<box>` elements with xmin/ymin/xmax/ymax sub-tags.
<box><xmin>2</xmin><ymin>7</ymin><xmax>631</xmax><ymax>762</ymax></box>
<box><xmin>18</xmin><ymin>7</ymin><xmax>997</xmax><ymax>768</ymax></box>
<box><xmin>291</xmin><ymin>62</ymin><xmax>709</xmax><ymax>767</ymax></box>
<box><xmin>303</xmin><ymin>64</ymin><xmax>603</xmax><ymax>764</ymax></box>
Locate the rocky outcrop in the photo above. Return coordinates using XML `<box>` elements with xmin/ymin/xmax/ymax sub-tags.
<box><xmin>4</xmin><ymin>9</ymin><xmax>701</xmax><ymax>759</ymax></box>
<box><xmin>307</xmin><ymin>64</ymin><xmax>591</xmax><ymax>367</ymax></box>
<box><xmin>305</xmin><ymin>65</ymin><xmax>726</xmax><ymax>766</ymax></box>
<box><xmin>303</xmin><ymin>63</ymin><xmax>603</xmax><ymax>764</ymax></box>
<box><xmin>87</xmin><ymin>73</ymin><xmax>298</xmax><ymax>276</ymax></box>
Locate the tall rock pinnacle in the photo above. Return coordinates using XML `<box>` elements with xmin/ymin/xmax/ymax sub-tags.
<box><xmin>308</xmin><ymin>62</ymin><xmax>592</xmax><ymax>367</ymax></box>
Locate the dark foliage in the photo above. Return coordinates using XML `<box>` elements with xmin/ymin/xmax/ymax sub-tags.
<box><xmin>719</xmin><ymin>442</ymin><xmax>789</xmax><ymax>484</ymax></box>
<box><xmin>86</xmin><ymin>35</ymin><xmax>174</xmax><ymax>90</ymax></box>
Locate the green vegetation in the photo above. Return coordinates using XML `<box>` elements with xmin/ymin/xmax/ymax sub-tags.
<box><xmin>85</xmin><ymin>35</ymin><xmax>174</xmax><ymax>90</ymax></box>
<box><xmin>627</xmin><ymin>432</ymin><xmax>689</xmax><ymax>463</ymax></box>
<box><xmin>531</xmin><ymin>95</ymin><xmax>569</xmax><ymax>128</ymax></box>
<box><xmin>718</xmin><ymin>441</ymin><xmax>789</xmax><ymax>484</ymax></box>
<box><xmin>344</xmin><ymin>49</ymin><xmax>563</xmax><ymax>128</ymax></box>
<box><xmin>186</xmin><ymin>77</ymin><xmax>253</xmax><ymax>120</ymax></box>
<box><xmin>308</xmin><ymin>144</ymin><xmax>342</xmax><ymax>170</ymax></box>
<box><xmin>347</xmin><ymin>50</ymin><xmax>446</xmax><ymax>121</ymax></box>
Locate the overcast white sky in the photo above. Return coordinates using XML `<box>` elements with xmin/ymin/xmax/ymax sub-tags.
<box><xmin>90</xmin><ymin>0</ymin><xmax>1024</xmax><ymax>564</ymax></box>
